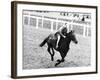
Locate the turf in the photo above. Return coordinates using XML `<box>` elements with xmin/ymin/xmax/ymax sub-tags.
<box><xmin>23</xmin><ymin>25</ymin><xmax>91</xmax><ymax>69</ymax></box>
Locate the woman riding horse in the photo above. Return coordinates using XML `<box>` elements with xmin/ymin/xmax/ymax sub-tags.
<box><xmin>55</xmin><ymin>23</ymin><xmax>68</xmax><ymax>48</ymax></box>
<box><xmin>39</xmin><ymin>27</ymin><xmax>78</xmax><ymax>66</ymax></box>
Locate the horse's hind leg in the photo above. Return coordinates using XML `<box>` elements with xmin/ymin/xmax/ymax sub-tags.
<box><xmin>47</xmin><ymin>46</ymin><xmax>54</xmax><ymax>61</ymax></box>
<box><xmin>51</xmin><ymin>48</ymin><xmax>55</xmax><ymax>60</ymax></box>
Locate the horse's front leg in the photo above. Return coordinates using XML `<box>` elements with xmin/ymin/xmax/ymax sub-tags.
<box><xmin>55</xmin><ymin>52</ymin><xmax>66</xmax><ymax>67</ymax></box>
<box><xmin>55</xmin><ymin>50</ymin><xmax>69</xmax><ymax>66</ymax></box>
<box><xmin>47</xmin><ymin>47</ymin><xmax>54</xmax><ymax>61</ymax></box>
<box><xmin>56</xmin><ymin>52</ymin><xmax>66</xmax><ymax>63</ymax></box>
<box><xmin>60</xmin><ymin>49</ymin><xmax>69</xmax><ymax>62</ymax></box>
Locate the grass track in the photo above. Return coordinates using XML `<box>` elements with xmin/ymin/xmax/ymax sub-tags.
<box><xmin>23</xmin><ymin>26</ymin><xmax>91</xmax><ymax>69</ymax></box>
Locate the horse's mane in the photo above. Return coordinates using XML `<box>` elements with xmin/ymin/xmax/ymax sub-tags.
<box><xmin>67</xmin><ymin>30</ymin><xmax>74</xmax><ymax>36</ymax></box>
<box><xmin>65</xmin><ymin>30</ymin><xmax>73</xmax><ymax>37</ymax></box>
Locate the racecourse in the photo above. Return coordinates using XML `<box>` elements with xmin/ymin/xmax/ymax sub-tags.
<box><xmin>23</xmin><ymin>25</ymin><xmax>91</xmax><ymax>69</ymax></box>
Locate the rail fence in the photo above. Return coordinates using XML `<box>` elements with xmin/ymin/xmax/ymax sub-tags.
<box><xmin>23</xmin><ymin>11</ymin><xmax>91</xmax><ymax>37</ymax></box>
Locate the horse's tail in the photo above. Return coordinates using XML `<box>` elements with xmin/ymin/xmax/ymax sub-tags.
<box><xmin>39</xmin><ymin>37</ymin><xmax>49</xmax><ymax>47</ymax></box>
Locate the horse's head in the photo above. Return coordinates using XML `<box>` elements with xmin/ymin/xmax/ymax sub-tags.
<box><xmin>68</xmin><ymin>30</ymin><xmax>78</xmax><ymax>44</ymax></box>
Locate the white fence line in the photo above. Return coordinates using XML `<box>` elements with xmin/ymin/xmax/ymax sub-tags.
<box><xmin>23</xmin><ymin>14</ymin><xmax>91</xmax><ymax>37</ymax></box>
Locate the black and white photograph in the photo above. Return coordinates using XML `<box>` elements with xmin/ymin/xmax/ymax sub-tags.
<box><xmin>23</xmin><ymin>10</ymin><xmax>91</xmax><ymax>69</ymax></box>
<box><xmin>11</xmin><ymin>1</ymin><xmax>97</xmax><ymax>78</ymax></box>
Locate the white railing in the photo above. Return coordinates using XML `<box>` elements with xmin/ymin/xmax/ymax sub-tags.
<box><xmin>23</xmin><ymin>13</ymin><xmax>91</xmax><ymax>37</ymax></box>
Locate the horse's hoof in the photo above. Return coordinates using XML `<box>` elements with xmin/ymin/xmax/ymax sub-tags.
<box><xmin>55</xmin><ymin>63</ymin><xmax>58</xmax><ymax>67</ymax></box>
<box><xmin>57</xmin><ymin>59</ymin><xmax>60</xmax><ymax>62</ymax></box>
<box><xmin>55</xmin><ymin>61</ymin><xmax>61</xmax><ymax>67</ymax></box>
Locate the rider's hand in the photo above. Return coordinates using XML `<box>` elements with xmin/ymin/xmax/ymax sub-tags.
<box><xmin>63</xmin><ymin>36</ymin><xmax>66</xmax><ymax>38</ymax></box>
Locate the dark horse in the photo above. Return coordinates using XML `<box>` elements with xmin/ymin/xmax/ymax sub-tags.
<box><xmin>39</xmin><ymin>30</ymin><xmax>78</xmax><ymax>66</ymax></box>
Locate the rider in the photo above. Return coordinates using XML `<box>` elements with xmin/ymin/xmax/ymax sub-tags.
<box><xmin>55</xmin><ymin>23</ymin><xmax>68</xmax><ymax>48</ymax></box>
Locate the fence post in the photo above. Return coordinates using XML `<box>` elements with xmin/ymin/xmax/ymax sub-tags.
<box><xmin>67</xmin><ymin>23</ymin><xmax>69</xmax><ymax>32</ymax></box>
<box><xmin>51</xmin><ymin>21</ymin><xmax>53</xmax><ymax>32</ymax></box>
<box><xmin>41</xmin><ymin>16</ymin><xmax>43</xmax><ymax>29</ymax></box>
<box><xmin>36</xmin><ymin>17</ymin><xmax>38</xmax><ymax>29</ymax></box>
<box><xmin>86</xmin><ymin>25</ymin><xmax>89</xmax><ymax>37</ymax></box>
<box><xmin>83</xmin><ymin>26</ymin><xmax>86</xmax><ymax>37</ymax></box>
<box><xmin>56</xmin><ymin>18</ymin><xmax>59</xmax><ymax>30</ymax></box>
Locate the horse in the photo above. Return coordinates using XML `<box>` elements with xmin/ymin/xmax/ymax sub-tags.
<box><xmin>39</xmin><ymin>30</ymin><xmax>78</xmax><ymax>66</ymax></box>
